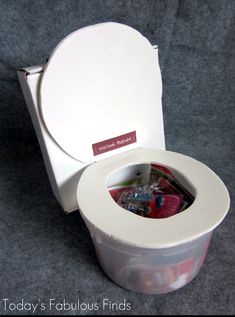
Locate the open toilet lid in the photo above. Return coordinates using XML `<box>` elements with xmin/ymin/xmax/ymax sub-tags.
<box><xmin>40</xmin><ymin>22</ymin><xmax>165</xmax><ymax>162</ymax></box>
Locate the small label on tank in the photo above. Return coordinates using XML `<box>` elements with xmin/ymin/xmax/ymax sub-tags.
<box><xmin>92</xmin><ymin>131</ymin><xmax>137</xmax><ymax>156</ymax></box>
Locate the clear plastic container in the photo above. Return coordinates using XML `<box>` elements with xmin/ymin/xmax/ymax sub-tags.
<box><xmin>89</xmin><ymin>228</ymin><xmax>212</xmax><ymax>294</ymax></box>
<box><xmin>81</xmin><ymin>162</ymin><xmax>223</xmax><ymax>294</ymax></box>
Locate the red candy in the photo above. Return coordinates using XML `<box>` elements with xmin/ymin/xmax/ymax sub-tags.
<box><xmin>109</xmin><ymin>163</ymin><xmax>194</xmax><ymax>219</ymax></box>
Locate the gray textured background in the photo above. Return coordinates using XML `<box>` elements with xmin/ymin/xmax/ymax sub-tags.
<box><xmin>0</xmin><ymin>0</ymin><xmax>235</xmax><ymax>315</ymax></box>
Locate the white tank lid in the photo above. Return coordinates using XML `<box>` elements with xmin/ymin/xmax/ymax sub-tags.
<box><xmin>40</xmin><ymin>22</ymin><xmax>165</xmax><ymax>162</ymax></box>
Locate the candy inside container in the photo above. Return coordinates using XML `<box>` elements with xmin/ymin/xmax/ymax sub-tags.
<box><xmin>109</xmin><ymin>163</ymin><xmax>194</xmax><ymax>219</ymax></box>
<box><xmin>101</xmin><ymin>163</ymin><xmax>212</xmax><ymax>294</ymax></box>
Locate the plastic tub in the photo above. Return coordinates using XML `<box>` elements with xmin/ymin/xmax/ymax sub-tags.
<box><xmin>79</xmin><ymin>162</ymin><xmax>228</xmax><ymax>294</ymax></box>
<box><xmin>88</xmin><ymin>226</ymin><xmax>212</xmax><ymax>294</ymax></box>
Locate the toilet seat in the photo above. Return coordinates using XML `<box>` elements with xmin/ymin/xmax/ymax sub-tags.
<box><xmin>77</xmin><ymin>148</ymin><xmax>230</xmax><ymax>249</ymax></box>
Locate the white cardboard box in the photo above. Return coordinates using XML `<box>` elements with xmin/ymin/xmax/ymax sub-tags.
<box><xmin>17</xmin><ymin>46</ymin><xmax>165</xmax><ymax>213</ymax></box>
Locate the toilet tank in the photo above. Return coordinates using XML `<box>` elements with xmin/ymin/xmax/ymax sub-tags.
<box><xmin>17</xmin><ymin>23</ymin><xmax>165</xmax><ymax>213</ymax></box>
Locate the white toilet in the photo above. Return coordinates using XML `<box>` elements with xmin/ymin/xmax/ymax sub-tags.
<box><xmin>18</xmin><ymin>22</ymin><xmax>230</xmax><ymax>294</ymax></box>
